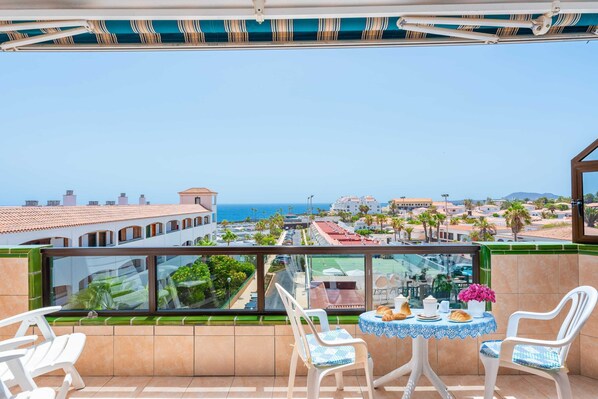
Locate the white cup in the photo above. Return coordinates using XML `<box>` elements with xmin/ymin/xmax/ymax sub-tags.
<box><xmin>422</xmin><ymin>295</ymin><xmax>439</xmax><ymax>317</ymax></box>
<box><xmin>439</xmin><ymin>300</ymin><xmax>450</xmax><ymax>313</ymax></box>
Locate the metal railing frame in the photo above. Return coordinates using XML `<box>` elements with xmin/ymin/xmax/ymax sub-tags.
<box><xmin>41</xmin><ymin>245</ymin><xmax>480</xmax><ymax>317</ymax></box>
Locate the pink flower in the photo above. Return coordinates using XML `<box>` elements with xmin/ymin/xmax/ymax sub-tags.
<box><xmin>458</xmin><ymin>284</ymin><xmax>496</xmax><ymax>303</ymax></box>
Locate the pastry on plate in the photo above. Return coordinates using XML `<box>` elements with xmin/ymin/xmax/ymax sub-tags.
<box><xmin>376</xmin><ymin>305</ymin><xmax>392</xmax><ymax>315</ymax></box>
<box><xmin>400</xmin><ymin>302</ymin><xmax>412</xmax><ymax>316</ymax></box>
<box><xmin>449</xmin><ymin>309</ymin><xmax>472</xmax><ymax>322</ymax></box>
<box><xmin>382</xmin><ymin>312</ymin><xmax>407</xmax><ymax>322</ymax></box>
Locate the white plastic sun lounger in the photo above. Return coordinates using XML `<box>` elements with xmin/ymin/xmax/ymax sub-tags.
<box><xmin>0</xmin><ymin>307</ymin><xmax>86</xmax><ymax>390</ymax></box>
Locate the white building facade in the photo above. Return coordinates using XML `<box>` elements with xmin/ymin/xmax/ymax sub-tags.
<box><xmin>0</xmin><ymin>188</ymin><xmax>217</xmax><ymax>247</ymax></box>
<box><xmin>330</xmin><ymin>195</ymin><xmax>381</xmax><ymax>215</ymax></box>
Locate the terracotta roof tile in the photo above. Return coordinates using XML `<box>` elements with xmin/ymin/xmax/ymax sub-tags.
<box><xmin>0</xmin><ymin>204</ymin><xmax>210</xmax><ymax>234</ymax></box>
<box><xmin>178</xmin><ymin>187</ymin><xmax>218</xmax><ymax>195</ymax></box>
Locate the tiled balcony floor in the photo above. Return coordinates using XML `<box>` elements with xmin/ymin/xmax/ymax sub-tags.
<box><xmin>33</xmin><ymin>374</ymin><xmax>598</xmax><ymax>399</ymax></box>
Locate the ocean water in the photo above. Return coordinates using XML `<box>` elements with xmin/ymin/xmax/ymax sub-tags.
<box><xmin>217</xmin><ymin>203</ymin><xmax>330</xmax><ymax>222</ymax></box>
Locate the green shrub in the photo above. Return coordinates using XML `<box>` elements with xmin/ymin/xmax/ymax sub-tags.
<box><xmin>171</xmin><ymin>260</ymin><xmax>213</xmax><ymax>305</ymax></box>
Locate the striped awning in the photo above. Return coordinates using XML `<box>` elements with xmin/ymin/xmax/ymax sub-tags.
<box><xmin>1</xmin><ymin>1</ymin><xmax>598</xmax><ymax>50</ymax></box>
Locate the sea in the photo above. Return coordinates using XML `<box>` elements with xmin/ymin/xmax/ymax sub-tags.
<box><xmin>217</xmin><ymin>203</ymin><xmax>331</xmax><ymax>222</ymax></box>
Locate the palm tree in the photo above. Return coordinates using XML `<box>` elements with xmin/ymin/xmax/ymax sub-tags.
<box><xmin>585</xmin><ymin>206</ymin><xmax>598</xmax><ymax>228</ymax></box>
<box><xmin>196</xmin><ymin>237</ymin><xmax>216</xmax><ymax>246</ymax></box>
<box><xmin>404</xmin><ymin>226</ymin><xmax>414</xmax><ymax>241</ymax></box>
<box><xmin>390</xmin><ymin>217</ymin><xmax>404</xmax><ymax>241</ymax></box>
<box><xmin>504</xmin><ymin>203</ymin><xmax>532</xmax><ymax>241</ymax></box>
<box><xmin>221</xmin><ymin>219</ymin><xmax>230</xmax><ymax>229</ymax></box>
<box><xmin>222</xmin><ymin>229</ymin><xmax>238</xmax><ymax>246</ymax></box>
<box><xmin>255</xmin><ymin>220</ymin><xmax>266</xmax><ymax>232</ymax></box>
<box><xmin>463</xmin><ymin>199</ymin><xmax>474</xmax><ymax>216</ymax></box>
<box><xmin>547</xmin><ymin>204</ymin><xmax>556</xmax><ymax>214</ymax></box>
<box><xmin>364</xmin><ymin>214</ymin><xmax>374</xmax><ymax>229</ymax></box>
<box><xmin>534</xmin><ymin>198</ymin><xmax>546</xmax><ymax>210</ymax></box>
<box><xmin>434</xmin><ymin>213</ymin><xmax>446</xmax><ymax>242</ymax></box>
<box><xmin>473</xmin><ymin>217</ymin><xmax>497</xmax><ymax>241</ymax></box>
<box><xmin>417</xmin><ymin>211</ymin><xmax>431</xmax><ymax>243</ymax></box>
<box><xmin>251</xmin><ymin>207</ymin><xmax>258</xmax><ymax>221</ymax></box>
<box><xmin>388</xmin><ymin>201</ymin><xmax>398</xmax><ymax>216</ymax></box>
<box><xmin>359</xmin><ymin>205</ymin><xmax>370</xmax><ymax>215</ymax></box>
<box><xmin>375</xmin><ymin>214</ymin><xmax>386</xmax><ymax>231</ymax></box>
<box><xmin>486</xmin><ymin>197</ymin><xmax>495</xmax><ymax>205</ymax></box>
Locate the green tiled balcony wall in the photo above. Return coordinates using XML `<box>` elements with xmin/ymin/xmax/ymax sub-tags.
<box><xmin>46</xmin><ymin>314</ymin><xmax>359</xmax><ymax>327</ymax></box>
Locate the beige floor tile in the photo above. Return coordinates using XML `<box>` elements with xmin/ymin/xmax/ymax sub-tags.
<box><xmin>138</xmin><ymin>377</ymin><xmax>193</xmax><ymax>399</ymax></box>
<box><xmin>183</xmin><ymin>377</ymin><xmax>233</xmax><ymax>398</ymax></box>
<box><xmin>69</xmin><ymin>377</ymin><xmax>114</xmax><ymax>398</ymax></box>
<box><xmin>93</xmin><ymin>376</ymin><xmax>152</xmax><ymax>398</ymax></box>
<box><xmin>494</xmin><ymin>375</ymin><xmax>550</xmax><ymax>399</ymax></box>
<box><xmin>228</xmin><ymin>377</ymin><xmax>274</xmax><ymax>399</ymax></box>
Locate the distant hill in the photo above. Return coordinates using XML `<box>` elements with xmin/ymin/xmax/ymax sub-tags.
<box><xmin>503</xmin><ymin>192</ymin><xmax>560</xmax><ymax>201</ymax></box>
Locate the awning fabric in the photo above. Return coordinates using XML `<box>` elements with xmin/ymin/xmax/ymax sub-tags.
<box><xmin>1</xmin><ymin>14</ymin><xmax>598</xmax><ymax>50</ymax></box>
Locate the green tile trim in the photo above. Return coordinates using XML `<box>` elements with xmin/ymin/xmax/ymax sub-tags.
<box><xmin>337</xmin><ymin>315</ymin><xmax>360</xmax><ymax>324</ymax></box>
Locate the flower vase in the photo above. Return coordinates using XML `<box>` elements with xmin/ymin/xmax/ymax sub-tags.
<box><xmin>467</xmin><ymin>300</ymin><xmax>485</xmax><ymax>318</ymax></box>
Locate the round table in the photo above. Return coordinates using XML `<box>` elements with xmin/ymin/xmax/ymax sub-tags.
<box><xmin>359</xmin><ymin>309</ymin><xmax>496</xmax><ymax>399</ymax></box>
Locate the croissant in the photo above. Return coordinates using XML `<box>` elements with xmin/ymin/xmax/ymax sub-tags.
<box><xmin>449</xmin><ymin>310</ymin><xmax>472</xmax><ymax>322</ymax></box>
<box><xmin>400</xmin><ymin>302</ymin><xmax>412</xmax><ymax>316</ymax></box>
<box><xmin>382</xmin><ymin>312</ymin><xmax>407</xmax><ymax>322</ymax></box>
<box><xmin>376</xmin><ymin>305</ymin><xmax>392</xmax><ymax>315</ymax></box>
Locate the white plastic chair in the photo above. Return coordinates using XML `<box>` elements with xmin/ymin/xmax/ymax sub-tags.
<box><xmin>373</xmin><ymin>276</ymin><xmax>389</xmax><ymax>305</ymax></box>
<box><xmin>275</xmin><ymin>283</ymin><xmax>374</xmax><ymax>399</ymax></box>
<box><xmin>0</xmin><ymin>348</ymin><xmax>72</xmax><ymax>399</ymax></box>
<box><xmin>0</xmin><ymin>306</ymin><xmax>86</xmax><ymax>390</ymax></box>
<box><xmin>479</xmin><ymin>286</ymin><xmax>598</xmax><ymax>399</ymax></box>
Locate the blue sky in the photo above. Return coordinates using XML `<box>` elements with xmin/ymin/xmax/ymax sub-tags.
<box><xmin>0</xmin><ymin>41</ymin><xmax>596</xmax><ymax>205</ymax></box>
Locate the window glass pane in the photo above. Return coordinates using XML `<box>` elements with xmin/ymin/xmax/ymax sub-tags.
<box><xmin>51</xmin><ymin>256</ymin><xmax>149</xmax><ymax>310</ymax></box>
<box><xmin>158</xmin><ymin>254</ymin><xmax>256</xmax><ymax>310</ymax></box>
<box><xmin>581</xmin><ymin>147</ymin><xmax>598</xmax><ymax>161</ymax></box>
<box><xmin>583</xmin><ymin>171</ymin><xmax>598</xmax><ymax>236</ymax></box>
<box><xmin>373</xmin><ymin>253</ymin><xmax>471</xmax><ymax>309</ymax></box>
<box><xmin>265</xmin><ymin>254</ymin><xmax>365</xmax><ymax>311</ymax></box>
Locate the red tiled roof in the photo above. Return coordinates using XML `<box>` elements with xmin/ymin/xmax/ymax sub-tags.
<box><xmin>178</xmin><ymin>187</ymin><xmax>218</xmax><ymax>195</ymax></box>
<box><xmin>0</xmin><ymin>204</ymin><xmax>209</xmax><ymax>234</ymax></box>
<box><xmin>314</xmin><ymin>221</ymin><xmax>377</xmax><ymax>245</ymax></box>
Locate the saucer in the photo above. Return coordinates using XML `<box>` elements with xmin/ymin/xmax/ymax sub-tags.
<box><xmin>416</xmin><ymin>314</ymin><xmax>441</xmax><ymax>322</ymax></box>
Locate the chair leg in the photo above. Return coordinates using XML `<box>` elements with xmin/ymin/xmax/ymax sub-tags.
<box><xmin>480</xmin><ymin>355</ymin><xmax>499</xmax><ymax>399</ymax></box>
<box><xmin>63</xmin><ymin>365</ymin><xmax>85</xmax><ymax>390</ymax></box>
<box><xmin>287</xmin><ymin>347</ymin><xmax>299</xmax><ymax>399</ymax></box>
<box><xmin>306</xmin><ymin>369</ymin><xmax>320</xmax><ymax>399</ymax></box>
<box><xmin>553</xmin><ymin>371</ymin><xmax>572</xmax><ymax>399</ymax></box>
<box><xmin>335</xmin><ymin>372</ymin><xmax>344</xmax><ymax>390</ymax></box>
<box><xmin>364</xmin><ymin>359</ymin><xmax>375</xmax><ymax>399</ymax></box>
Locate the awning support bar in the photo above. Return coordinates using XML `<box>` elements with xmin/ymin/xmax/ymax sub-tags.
<box><xmin>1</xmin><ymin>26</ymin><xmax>91</xmax><ymax>51</ymax></box>
<box><xmin>397</xmin><ymin>20</ymin><xmax>499</xmax><ymax>43</ymax></box>
<box><xmin>0</xmin><ymin>20</ymin><xmax>89</xmax><ymax>32</ymax></box>
<box><xmin>400</xmin><ymin>14</ymin><xmax>554</xmax><ymax>36</ymax></box>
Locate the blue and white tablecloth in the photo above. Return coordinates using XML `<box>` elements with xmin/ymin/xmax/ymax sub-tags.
<box><xmin>359</xmin><ymin>310</ymin><xmax>496</xmax><ymax>340</ymax></box>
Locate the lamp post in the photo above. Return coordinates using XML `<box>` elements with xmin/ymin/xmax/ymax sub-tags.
<box><xmin>441</xmin><ymin>194</ymin><xmax>449</xmax><ymax>242</ymax></box>
<box><xmin>309</xmin><ymin>195</ymin><xmax>314</xmax><ymax>217</ymax></box>
<box><xmin>227</xmin><ymin>277</ymin><xmax>232</xmax><ymax>309</ymax></box>
<box><xmin>400</xmin><ymin>196</ymin><xmax>406</xmax><ymax>221</ymax></box>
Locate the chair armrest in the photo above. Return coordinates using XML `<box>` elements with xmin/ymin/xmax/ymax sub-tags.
<box><xmin>0</xmin><ymin>306</ymin><xmax>62</xmax><ymax>329</ymax></box>
<box><xmin>506</xmin><ymin>309</ymin><xmax>560</xmax><ymax>337</ymax></box>
<box><xmin>304</xmin><ymin>309</ymin><xmax>330</xmax><ymax>332</ymax></box>
<box><xmin>0</xmin><ymin>335</ymin><xmax>38</xmax><ymax>351</ymax></box>
<box><xmin>0</xmin><ymin>349</ymin><xmax>27</xmax><ymax>364</ymax></box>
<box><xmin>498</xmin><ymin>336</ymin><xmax>567</xmax><ymax>364</ymax></box>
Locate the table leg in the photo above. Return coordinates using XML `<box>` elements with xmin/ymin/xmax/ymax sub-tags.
<box><xmin>374</xmin><ymin>337</ymin><xmax>453</xmax><ymax>399</ymax></box>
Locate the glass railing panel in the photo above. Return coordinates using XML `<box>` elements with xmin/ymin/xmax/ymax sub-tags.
<box><xmin>157</xmin><ymin>254</ymin><xmax>256</xmax><ymax>310</ymax></box>
<box><xmin>50</xmin><ymin>256</ymin><xmax>149</xmax><ymax>311</ymax></box>
<box><xmin>372</xmin><ymin>253</ymin><xmax>473</xmax><ymax>309</ymax></box>
<box><xmin>265</xmin><ymin>254</ymin><xmax>365</xmax><ymax>311</ymax></box>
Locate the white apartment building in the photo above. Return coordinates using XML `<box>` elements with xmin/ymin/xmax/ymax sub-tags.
<box><xmin>0</xmin><ymin>188</ymin><xmax>217</xmax><ymax>247</ymax></box>
<box><xmin>330</xmin><ymin>195</ymin><xmax>381</xmax><ymax>215</ymax></box>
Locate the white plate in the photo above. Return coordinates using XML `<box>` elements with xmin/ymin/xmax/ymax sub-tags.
<box><xmin>416</xmin><ymin>314</ymin><xmax>441</xmax><ymax>322</ymax></box>
<box><xmin>376</xmin><ymin>313</ymin><xmax>414</xmax><ymax>319</ymax></box>
<box><xmin>448</xmin><ymin>318</ymin><xmax>473</xmax><ymax>323</ymax></box>
<box><xmin>416</xmin><ymin>317</ymin><xmax>441</xmax><ymax>322</ymax></box>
